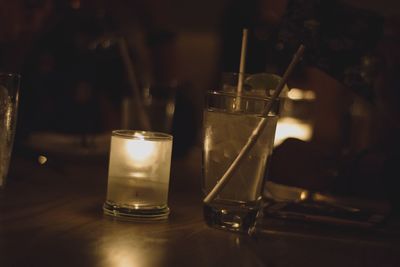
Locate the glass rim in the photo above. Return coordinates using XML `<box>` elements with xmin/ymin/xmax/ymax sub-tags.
<box><xmin>0</xmin><ymin>72</ymin><xmax>21</xmax><ymax>79</ymax></box>
<box><xmin>112</xmin><ymin>130</ymin><xmax>173</xmax><ymax>141</ymax></box>
<box><xmin>221</xmin><ymin>71</ymin><xmax>282</xmax><ymax>77</ymax></box>
<box><xmin>207</xmin><ymin>90</ymin><xmax>279</xmax><ymax>102</ymax></box>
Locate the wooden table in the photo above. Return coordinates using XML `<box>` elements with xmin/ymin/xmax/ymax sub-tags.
<box><xmin>1</xmin><ymin>146</ymin><xmax>400</xmax><ymax>267</ymax></box>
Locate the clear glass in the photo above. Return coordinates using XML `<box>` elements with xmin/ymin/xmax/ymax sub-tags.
<box><xmin>202</xmin><ymin>72</ymin><xmax>281</xmax><ymax>233</ymax></box>
<box><xmin>0</xmin><ymin>73</ymin><xmax>20</xmax><ymax>189</ymax></box>
<box><xmin>121</xmin><ymin>84</ymin><xmax>176</xmax><ymax>133</ymax></box>
<box><xmin>103</xmin><ymin>130</ymin><xmax>173</xmax><ymax>220</ymax></box>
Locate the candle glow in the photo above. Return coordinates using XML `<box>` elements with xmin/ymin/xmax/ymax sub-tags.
<box><xmin>125</xmin><ymin>139</ymin><xmax>156</xmax><ymax>167</ymax></box>
<box><xmin>104</xmin><ymin>130</ymin><xmax>173</xmax><ymax>220</ymax></box>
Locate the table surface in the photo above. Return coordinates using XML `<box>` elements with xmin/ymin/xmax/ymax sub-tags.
<box><xmin>1</xmin><ymin>146</ymin><xmax>400</xmax><ymax>267</ymax></box>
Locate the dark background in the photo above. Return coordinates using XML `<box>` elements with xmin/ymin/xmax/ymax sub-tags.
<box><xmin>1</xmin><ymin>0</ymin><xmax>400</xmax><ymax>209</ymax></box>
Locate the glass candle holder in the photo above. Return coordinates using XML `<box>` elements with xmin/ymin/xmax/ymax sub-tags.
<box><xmin>103</xmin><ymin>130</ymin><xmax>173</xmax><ymax>220</ymax></box>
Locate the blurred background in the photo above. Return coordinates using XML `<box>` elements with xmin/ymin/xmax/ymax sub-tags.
<box><xmin>1</xmin><ymin>0</ymin><xmax>400</xmax><ymax>209</ymax></box>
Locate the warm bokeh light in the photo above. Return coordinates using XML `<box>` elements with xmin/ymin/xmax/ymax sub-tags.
<box><xmin>38</xmin><ymin>155</ymin><xmax>48</xmax><ymax>165</ymax></box>
<box><xmin>287</xmin><ymin>88</ymin><xmax>316</xmax><ymax>100</ymax></box>
<box><xmin>300</xmin><ymin>191</ymin><xmax>309</xmax><ymax>200</ymax></box>
<box><xmin>274</xmin><ymin>117</ymin><xmax>313</xmax><ymax>146</ymax></box>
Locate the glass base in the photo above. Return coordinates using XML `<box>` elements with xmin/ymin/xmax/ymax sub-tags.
<box><xmin>203</xmin><ymin>201</ymin><xmax>259</xmax><ymax>233</ymax></box>
<box><xmin>103</xmin><ymin>201</ymin><xmax>170</xmax><ymax>221</ymax></box>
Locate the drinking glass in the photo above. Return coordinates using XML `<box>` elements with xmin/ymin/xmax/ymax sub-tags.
<box><xmin>202</xmin><ymin>72</ymin><xmax>281</xmax><ymax>232</ymax></box>
<box><xmin>0</xmin><ymin>73</ymin><xmax>20</xmax><ymax>189</ymax></box>
<box><xmin>121</xmin><ymin>84</ymin><xmax>176</xmax><ymax>133</ymax></box>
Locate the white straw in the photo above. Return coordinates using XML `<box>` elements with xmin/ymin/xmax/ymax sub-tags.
<box><xmin>204</xmin><ymin>44</ymin><xmax>306</xmax><ymax>204</ymax></box>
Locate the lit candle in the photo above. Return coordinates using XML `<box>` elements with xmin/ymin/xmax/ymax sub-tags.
<box><xmin>103</xmin><ymin>130</ymin><xmax>173</xmax><ymax>220</ymax></box>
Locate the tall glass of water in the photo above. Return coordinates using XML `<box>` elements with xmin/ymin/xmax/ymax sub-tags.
<box><xmin>202</xmin><ymin>72</ymin><xmax>281</xmax><ymax>233</ymax></box>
